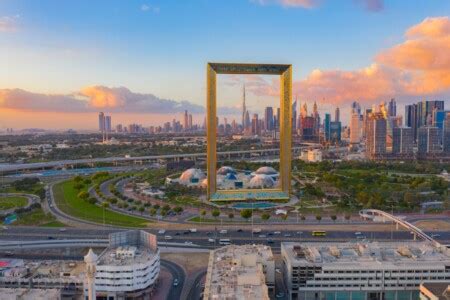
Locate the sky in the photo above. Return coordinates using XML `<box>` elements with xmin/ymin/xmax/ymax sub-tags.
<box><xmin>1</xmin><ymin>0</ymin><xmax>450</xmax><ymax>129</ymax></box>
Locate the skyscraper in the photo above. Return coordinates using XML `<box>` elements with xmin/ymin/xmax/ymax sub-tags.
<box><xmin>242</xmin><ymin>84</ymin><xmax>247</xmax><ymax>128</ymax></box>
<box><xmin>105</xmin><ymin>116</ymin><xmax>111</xmax><ymax>132</ymax></box>
<box><xmin>392</xmin><ymin>127</ymin><xmax>413</xmax><ymax>155</ymax></box>
<box><xmin>444</xmin><ymin>112</ymin><xmax>450</xmax><ymax>153</ymax></box>
<box><xmin>388</xmin><ymin>98</ymin><xmax>397</xmax><ymax>117</ymax></box>
<box><xmin>366</xmin><ymin>112</ymin><xmax>387</xmax><ymax>159</ymax></box>
<box><xmin>350</xmin><ymin>113</ymin><xmax>361</xmax><ymax>145</ymax></box>
<box><xmin>292</xmin><ymin>98</ymin><xmax>297</xmax><ymax>131</ymax></box>
<box><xmin>183</xmin><ymin>110</ymin><xmax>189</xmax><ymax>130</ymax></box>
<box><xmin>405</xmin><ymin>104</ymin><xmax>418</xmax><ymax>142</ymax></box>
<box><xmin>418</xmin><ymin>127</ymin><xmax>441</xmax><ymax>155</ymax></box>
<box><xmin>98</xmin><ymin>112</ymin><xmax>105</xmax><ymax>132</ymax></box>
<box><xmin>251</xmin><ymin>113</ymin><xmax>260</xmax><ymax>135</ymax></box>
<box><xmin>335</xmin><ymin>107</ymin><xmax>340</xmax><ymax>122</ymax></box>
<box><xmin>188</xmin><ymin>114</ymin><xmax>193</xmax><ymax>130</ymax></box>
<box><xmin>264</xmin><ymin>107</ymin><xmax>274</xmax><ymax>131</ymax></box>
<box><xmin>324</xmin><ymin>113</ymin><xmax>331</xmax><ymax>141</ymax></box>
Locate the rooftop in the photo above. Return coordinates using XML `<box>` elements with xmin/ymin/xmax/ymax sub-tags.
<box><xmin>98</xmin><ymin>246</ymin><xmax>156</xmax><ymax>266</ymax></box>
<box><xmin>282</xmin><ymin>241</ymin><xmax>450</xmax><ymax>269</ymax></box>
<box><xmin>204</xmin><ymin>244</ymin><xmax>273</xmax><ymax>300</ymax></box>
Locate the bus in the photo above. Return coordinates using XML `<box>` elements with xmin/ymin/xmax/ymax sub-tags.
<box><xmin>219</xmin><ymin>239</ymin><xmax>231</xmax><ymax>245</ymax></box>
<box><xmin>311</xmin><ymin>231</ymin><xmax>327</xmax><ymax>237</ymax></box>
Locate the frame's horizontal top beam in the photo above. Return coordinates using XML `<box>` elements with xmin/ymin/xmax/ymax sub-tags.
<box><xmin>208</xmin><ymin>62</ymin><xmax>291</xmax><ymax>75</ymax></box>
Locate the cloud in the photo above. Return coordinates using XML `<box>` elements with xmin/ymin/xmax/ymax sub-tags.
<box><xmin>141</xmin><ymin>4</ymin><xmax>160</xmax><ymax>13</ymax></box>
<box><xmin>251</xmin><ymin>0</ymin><xmax>320</xmax><ymax>9</ymax></box>
<box><xmin>0</xmin><ymin>86</ymin><xmax>204</xmax><ymax>114</ymax></box>
<box><xmin>244</xmin><ymin>16</ymin><xmax>450</xmax><ymax>106</ymax></box>
<box><xmin>354</xmin><ymin>0</ymin><xmax>384</xmax><ymax>12</ymax></box>
<box><xmin>0</xmin><ymin>15</ymin><xmax>19</xmax><ymax>32</ymax></box>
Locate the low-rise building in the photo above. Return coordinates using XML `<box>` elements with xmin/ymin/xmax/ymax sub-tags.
<box><xmin>203</xmin><ymin>244</ymin><xmax>275</xmax><ymax>300</ymax></box>
<box><xmin>87</xmin><ymin>230</ymin><xmax>160</xmax><ymax>300</ymax></box>
<box><xmin>281</xmin><ymin>241</ymin><xmax>450</xmax><ymax>300</ymax></box>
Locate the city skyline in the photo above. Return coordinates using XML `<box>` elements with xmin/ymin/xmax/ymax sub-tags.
<box><xmin>1</xmin><ymin>1</ymin><xmax>450</xmax><ymax>129</ymax></box>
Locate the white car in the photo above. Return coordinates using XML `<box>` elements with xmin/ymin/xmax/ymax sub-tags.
<box><xmin>219</xmin><ymin>230</ymin><xmax>227</xmax><ymax>234</ymax></box>
<box><xmin>164</xmin><ymin>235</ymin><xmax>173</xmax><ymax>240</ymax></box>
<box><xmin>274</xmin><ymin>231</ymin><xmax>281</xmax><ymax>235</ymax></box>
<box><xmin>59</xmin><ymin>228</ymin><xmax>66</xmax><ymax>232</ymax></box>
<box><xmin>208</xmin><ymin>238</ymin><xmax>215</xmax><ymax>243</ymax></box>
<box><xmin>259</xmin><ymin>234</ymin><xmax>266</xmax><ymax>238</ymax></box>
<box><xmin>184</xmin><ymin>241</ymin><xmax>193</xmax><ymax>245</ymax></box>
<box><xmin>158</xmin><ymin>229</ymin><xmax>166</xmax><ymax>234</ymax></box>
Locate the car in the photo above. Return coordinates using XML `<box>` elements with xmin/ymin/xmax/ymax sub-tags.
<box><xmin>275</xmin><ymin>268</ymin><xmax>281</xmax><ymax>274</ymax></box>
<box><xmin>431</xmin><ymin>233</ymin><xmax>441</xmax><ymax>238</ymax></box>
<box><xmin>183</xmin><ymin>230</ymin><xmax>190</xmax><ymax>235</ymax></box>
<box><xmin>276</xmin><ymin>292</ymin><xmax>285</xmax><ymax>298</ymax></box>
<box><xmin>173</xmin><ymin>279</ymin><xmax>179</xmax><ymax>287</ymax></box>
<box><xmin>175</xmin><ymin>232</ymin><xmax>181</xmax><ymax>236</ymax></box>
<box><xmin>237</xmin><ymin>229</ymin><xmax>243</xmax><ymax>232</ymax></box>
<box><xmin>296</xmin><ymin>231</ymin><xmax>303</xmax><ymax>235</ymax></box>
<box><xmin>219</xmin><ymin>230</ymin><xmax>227</xmax><ymax>234</ymax></box>
<box><xmin>47</xmin><ymin>236</ymin><xmax>55</xmax><ymax>240</ymax></box>
<box><xmin>356</xmin><ymin>235</ymin><xmax>366</xmax><ymax>239</ymax></box>
<box><xmin>267</xmin><ymin>232</ymin><xmax>273</xmax><ymax>236</ymax></box>
<box><xmin>59</xmin><ymin>228</ymin><xmax>66</xmax><ymax>232</ymax></box>
<box><xmin>267</xmin><ymin>239</ymin><xmax>274</xmax><ymax>244</ymax></box>
<box><xmin>274</xmin><ymin>231</ymin><xmax>281</xmax><ymax>235</ymax></box>
<box><xmin>2</xmin><ymin>226</ymin><xmax>8</xmax><ymax>230</ymax></box>
<box><xmin>190</xmin><ymin>228</ymin><xmax>197</xmax><ymax>233</ymax></box>
<box><xmin>208</xmin><ymin>238</ymin><xmax>215</xmax><ymax>243</ymax></box>
<box><xmin>206</xmin><ymin>231</ymin><xmax>212</xmax><ymax>236</ymax></box>
<box><xmin>184</xmin><ymin>241</ymin><xmax>193</xmax><ymax>245</ymax></box>
<box><xmin>284</xmin><ymin>233</ymin><xmax>292</xmax><ymax>237</ymax></box>
<box><xmin>158</xmin><ymin>229</ymin><xmax>166</xmax><ymax>234</ymax></box>
<box><xmin>354</xmin><ymin>232</ymin><xmax>362</xmax><ymax>235</ymax></box>
<box><xmin>259</xmin><ymin>234</ymin><xmax>266</xmax><ymax>238</ymax></box>
<box><xmin>164</xmin><ymin>235</ymin><xmax>173</xmax><ymax>240</ymax></box>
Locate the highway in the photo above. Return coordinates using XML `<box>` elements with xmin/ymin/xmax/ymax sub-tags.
<box><xmin>2</xmin><ymin>226</ymin><xmax>449</xmax><ymax>251</ymax></box>
<box><xmin>160</xmin><ymin>259</ymin><xmax>186</xmax><ymax>300</ymax></box>
<box><xmin>0</xmin><ymin>147</ymin><xmax>305</xmax><ymax>173</ymax></box>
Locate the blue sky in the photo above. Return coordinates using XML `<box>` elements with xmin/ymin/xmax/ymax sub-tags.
<box><xmin>1</xmin><ymin>0</ymin><xmax>450</xmax><ymax>129</ymax></box>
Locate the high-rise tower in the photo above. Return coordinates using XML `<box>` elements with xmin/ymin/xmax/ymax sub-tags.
<box><xmin>242</xmin><ymin>84</ymin><xmax>247</xmax><ymax>128</ymax></box>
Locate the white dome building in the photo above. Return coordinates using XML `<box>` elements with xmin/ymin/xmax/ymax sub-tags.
<box><xmin>179</xmin><ymin>168</ymin><xmax>206</xmax><ymax>183</ymax></box>
<box><xmin>217</xmin><ymin>166</ymin><xmax>236</xmax><ymax>175</ymax></box>
<box><xmin>248</xmin><ymin>174</ymin><xmax>275</xmax><ymax>188</ymax></box>
<box><xmin>255</xmin><ymin>166</ymin><xmax>278</xmax><ymax>175</ymax></box>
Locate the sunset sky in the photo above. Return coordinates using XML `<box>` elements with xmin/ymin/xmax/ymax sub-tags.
<box><xmin>1</xmin><ymin>0</ymin><xmax>450</xmax><ymax>129</ymax></box>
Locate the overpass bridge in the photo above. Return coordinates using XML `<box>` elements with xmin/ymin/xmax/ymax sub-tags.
<box><xmin>359</xmin><ymin>209</ymin><xmax>441</xmax><ymax>247</ymax></box>
<box><xmin>0</xmin><ymin>147</ymin><xmax>307</xmax><ymax>173</ymax></box>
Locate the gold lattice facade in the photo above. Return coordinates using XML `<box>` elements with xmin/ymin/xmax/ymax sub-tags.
<box><xmin>206</xmin><ymin>63</ymin><xmax>292</xmax><ymax>201</ymax></box>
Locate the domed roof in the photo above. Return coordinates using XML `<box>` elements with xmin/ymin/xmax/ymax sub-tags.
<box><xmin>248</xmin><ymin>174</ymin><xmax>275</xmax><ymax>188</ymax></box>
<box><xmin>201</xmin><ymin>178</ymin><xmax>208</xmax><ymax>188</ymax></box>
<box><xmin>179</xmin><ymin>168</ymin><xmax>206</xmax><ymax>182</ymax></box>
<box><xmin>84</xmin><ymin>248</ymin><xmax>98</xmax><ymax>263</ymax></box>
<box><xmin>255</xmin><ymin>166</ymin><xmax>278</xmax><ymax>175</ymax></box>
<box><xmin>217</xmin><ymin>166</ymin><xmax>236</xmax><ymax>175</ymax></box>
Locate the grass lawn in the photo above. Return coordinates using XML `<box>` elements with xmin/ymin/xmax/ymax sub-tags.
<box><xmin>13</xmin><ymin>208</ymin><xmax>65</xmax><ymax>227</ymax></box>
<box><xmin>0</xmin><ymin>196</ymin><xmax>28</xmax><ymax>210</ymax></box>
<box><xmin>53</xmin><ymin>180</ymin><xmax>150</xmax><ymax>228</ymax></box>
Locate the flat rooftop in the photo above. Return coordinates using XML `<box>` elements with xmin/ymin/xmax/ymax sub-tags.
<box><xmin>282</xmin><ymin>241</ymin><xmax>450</xmax><ymax>269</ymax></box>
<box><xmin>205</xmin><ymin>244</ymin><xmax>273</xmax><ymax>300</ymax></box>
<box><xmin>98</xmin><ymin>245</ymin><xmax>156</xmax><ymax>266</ymax></box>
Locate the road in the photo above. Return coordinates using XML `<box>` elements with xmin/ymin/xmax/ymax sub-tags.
<box><xmin>186</xmin><ymin>269</ymin><xmax>207</xmax><ymax>300</ymax></box>
<box><xmin>2</xmin><ymin>226</ymin><xmax>449</xmax><ymax>252</ymax></box>
<box><xmin>160</xmin><ymin>259</ymin><xmax>186</xmax><ymax>300</ymax></box>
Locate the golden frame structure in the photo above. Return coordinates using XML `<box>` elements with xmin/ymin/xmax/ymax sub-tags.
<box><xmin>206</xmin><ymin>63</ymin><xmax>292</xmax><ymax>201</ymax></box>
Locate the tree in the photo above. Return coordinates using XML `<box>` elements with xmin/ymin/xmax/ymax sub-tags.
<box><xmin>73</xmin><ymin>183</ymin><xmax>84</xmax><ymax>191</ymax></box>
<box><xmin>162</xmin><ymin>204</ymin><xmax>171</xmax><ymax>211</ymax></box>
<box><xmin>315</xmin><ymin>214</ymin><xmax>322</xmax><ymax>222</ymax></box>
<box><xmin>331</xmin><ymin>215</ymin><xmax>337</xmax><ymax>223</ymax></box>
<box><xmin>228</xmin><ymin>213</ymin><xmax>234</xmax><ymax>221</ymax></box>
<box><xmin>102</xmin><ymin>202</ymin><xmax>109</xmax><ymax>208</ymax></box>
<box><xmin>83</xmin><ymin>178</ymin><xmax>92</xmax><ymax>185</ymax></box>
<box><xmin>261</xmin><ymin>212</ymin><xmax>270</xmax><ymax>222</ymax></box>
<box><xmin>300</xmin><ymin>215</ymin><xmax>306</xmax><ymax>222</ymax></box>
<box><xmin>173</xmin><ymin>206</ymin><xmax>183</xmax><ymax>214</ymax></box>
<box><xmin>149</xmin><ymin>208</ymin><xmax>157</xmax><ymax>216</ymax></box>
<box><xmin>73</xmin><ymin>175</ymin><xmax>83</xmax><ymax>183</ymax></box>
<box><xmin>344</xmin><ymin>214</ymin><xmax>351</xmax><ymax>222</ymax></box>
<box><xmin>77</xmin><ymin>191</ymin><xmax>89</xmax><ymax>200</ymax></box>
<box><xmin>212</xmin><ymin>209</ymin><xmax>220</xmax><ymax>219</ymax></box>
<box><xmin>240</xmin><ymin>209</ymin><xmax>253</xmax><ymax>221</ymax></box>
<box><xmin>161</xmin><ymin>210</ymin><xmax>167</xmax><ymax>217</ymax></box>
<box><xmin>153</xmin><ymin>204</ymin><xmax>160</xmax><ymax>210</ymax></box>
<box><xmin>138</xmin><ymin>206</ymin><xmax>145</xmax><ymax>214</ymax></box>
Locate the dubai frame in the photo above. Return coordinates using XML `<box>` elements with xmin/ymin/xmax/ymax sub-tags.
<box><xmin>206</xmin><ymin>63</ymin><xmax>292</xmax><ymax>202</ymax></box>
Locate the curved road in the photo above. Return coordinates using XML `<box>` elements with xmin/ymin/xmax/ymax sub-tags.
<box><xmin>161</xmin><ymin>259</ymin><xmax>186</xmax><ymax>300</ymax></box>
